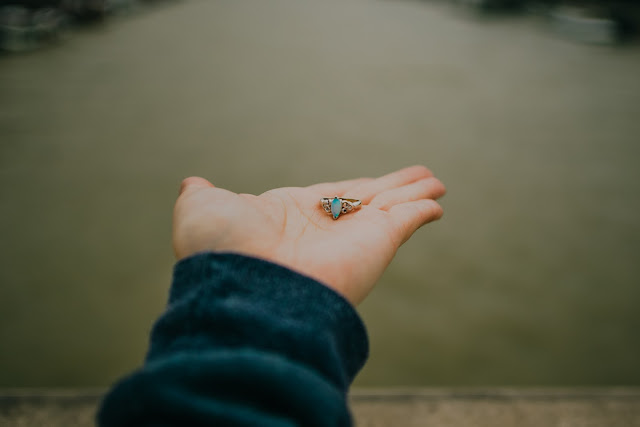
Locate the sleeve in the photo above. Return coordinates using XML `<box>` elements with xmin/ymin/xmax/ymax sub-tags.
<box><xmin>97</xmin><ymin>252</ymin><xmax>369</xmax><ymax>427</ymax></box>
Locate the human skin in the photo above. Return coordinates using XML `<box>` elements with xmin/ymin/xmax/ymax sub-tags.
<box><xmin>172</xmin><ymin>165</ymin><xmax>446</xmax><ymax>306</ymax></box>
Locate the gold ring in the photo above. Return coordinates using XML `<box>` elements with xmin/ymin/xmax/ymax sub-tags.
<box><xmin>320</xmin><ymin>196</ymin><xmax>362</xmax><ymax>220</ymax></box>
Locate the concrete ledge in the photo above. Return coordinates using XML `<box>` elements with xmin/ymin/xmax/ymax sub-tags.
<box><xmin>0</xmin><ymin>389</ymin><xmax>102</xmax><ymax>427</ymax></box>
<box><xmin>350</xmin><ymin>388</ymin><xmax>640</xmax><ymax>426</ymax></box>
<box><xmin>1</xmin><ymin>388</ymin><xmax>639</xmax><ymax>426</ymax></box>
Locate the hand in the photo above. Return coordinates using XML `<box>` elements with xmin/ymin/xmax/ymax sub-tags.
<box><xmin>173</xmin><ymin>165</ymin><xmax>446</xmax><ymax>305</ymax></box>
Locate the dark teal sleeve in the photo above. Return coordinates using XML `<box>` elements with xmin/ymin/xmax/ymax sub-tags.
<box><xmin>97</xmin><ymin>252</ymin><xmax>369</xmax><ymax>427</ymax></box>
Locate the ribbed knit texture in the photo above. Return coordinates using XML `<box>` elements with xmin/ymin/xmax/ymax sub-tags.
<box><xmin>98</xmin><ymin>252</ymin><xmax>369</xmax><ymax>427</ymax></box>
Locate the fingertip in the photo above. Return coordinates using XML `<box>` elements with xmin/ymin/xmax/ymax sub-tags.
<box><xmin>412</xmin><ymin>198</ymin><xmax>444</xmax><ymax>224</ymax></box>
<box><xmin>431</xmin><ymin>200</ymin><xmax>444</xmax><ymax>221</ymax></box>
<box><xmin>403</xmin><ymin>165</ymin><xmax>434</xmax><ymax>179</ymax></box>
<box><xmin>432</xmin><ymin>178</ymin><xmax>447</xmax><ymax>200</ymax></box>
<box><xmin>389</xmin><ymin>199</ymin><xmax>444</xmax><ymax>244</ymax></box>
<box><xmin>179</xmin><ymin>176</ymin><xmax>215</xmax><ymax>195</ymax></box>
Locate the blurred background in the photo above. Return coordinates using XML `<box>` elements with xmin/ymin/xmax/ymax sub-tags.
<box><xmin>1</xmin><ymin>0</ymin><xmax>639</xmax><ymax>388</ymax></box>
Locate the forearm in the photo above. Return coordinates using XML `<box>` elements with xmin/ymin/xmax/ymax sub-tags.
<box><xmin>97</xmin><ymin>252</ymin><xmax>369</xmax><ymax>426</ymax></box>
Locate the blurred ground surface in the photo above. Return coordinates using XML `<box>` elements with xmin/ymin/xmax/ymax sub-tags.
<box><xmin>1</xmin><ymin>0</ymin><xmax>639</xmax><ymax>387</ymax></box>
<box><xmin>2</xmin><ymin>388</ymin><xmax>640</xmax><ymax>427</ymax></box>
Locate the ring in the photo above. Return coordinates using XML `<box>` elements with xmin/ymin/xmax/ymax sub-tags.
<box><xmin>320</xmin><ymin>196</ymin><xmax>362</xmax><ymax>220</ymax></box>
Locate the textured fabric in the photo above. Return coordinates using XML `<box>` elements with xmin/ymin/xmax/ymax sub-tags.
<box><xmin>97</xmin><ymin>252</ymin><xmax>369</xmax><ymax>426</ymax></box>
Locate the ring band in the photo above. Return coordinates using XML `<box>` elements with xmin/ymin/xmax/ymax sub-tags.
<box><xmin>320</xmin><ymin>196</ymin><xmax>362</xmax><ymax>220</ymax></box>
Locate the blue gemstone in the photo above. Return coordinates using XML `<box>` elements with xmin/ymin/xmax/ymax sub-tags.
<box><xmin>331</xmin><ymin>197</ymin><xmax>341</xmax><ymax>219</ymax></box>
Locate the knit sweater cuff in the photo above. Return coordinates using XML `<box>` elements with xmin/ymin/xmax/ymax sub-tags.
<box><xmin>145</xmin><ymin>252</ymin><xmax>369</xmax><ymax>390</ymax></box>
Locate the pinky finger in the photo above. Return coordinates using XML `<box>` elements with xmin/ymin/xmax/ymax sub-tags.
<box><xmin>387</xmin><ymin>199</ymin><xmax>444</xmax><ymax>245</ymax></box>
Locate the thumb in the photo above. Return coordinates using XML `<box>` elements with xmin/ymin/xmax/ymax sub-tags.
<box><xmin>179</xmin><ymin>176</ymin><xmax>215</xmax><ymax>195</ymax></box>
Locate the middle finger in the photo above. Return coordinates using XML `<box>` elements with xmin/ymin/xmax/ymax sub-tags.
<box><xmin>343</xmin><ymin>165</ymin><xmax>433</xmax><ymax>204</ymax></box>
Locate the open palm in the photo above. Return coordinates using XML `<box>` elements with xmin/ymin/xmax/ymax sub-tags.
<box><xmin>173</xmin><ymin>166</ymin><xmax>446</xmax><ymax>305</ymax></box>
